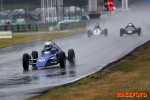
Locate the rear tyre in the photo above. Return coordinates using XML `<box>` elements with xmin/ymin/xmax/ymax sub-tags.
<box><xmin>87</xmin><ymin>30</ymin><xmax>92</xmax><ymax>38</ymax></box>
<box><xmin>68</xmin><ymin>49</ymin><xmax>75</xmax><ymax>66</ymax></box>
<box><xmin>104</xmin><ymin>29</ymin><xmax>108</xmax><ymax>36</ymax></box>
<box><xmin>120</xmin><ymin>28</ymin><xmax>123</xmax><ymax>36</ymax></box>
<box><xmin>22</xmin><ymin>53</ymin><xmax>29</xmax><ymax>70</ymax></box>
<box><xmin>31</xmin><ymin>51</ymin><xmax>38</xmax><ymax>67</ymax></box>
<box><xmin>138</xmin><ymin>27</ymin><xmax>141</xmax><ymax>36</ymax></box>
<box><xmin>59</xmin><ymin>51</ymin><xmax>66</xmax><ymax>68</ymax></box>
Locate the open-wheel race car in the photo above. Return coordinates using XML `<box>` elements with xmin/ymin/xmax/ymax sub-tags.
<box><xmin>87</xmin><ymin>22</ymin><xmax>108</xmax><ymax>38</ymax></box>
<box><xmin>87</xmin><ymin>28</ymin><xmax>108</xmax><ymax>38</ymax></box>
<box><xmin>120</xmin><ymin>23</ymin><xmax>141</xmax><ymax>36</ymax></box>
<box><xmin>22</xmin><ymin>40</ymin><xmax>75</xmax><ymax>70</ymax></box>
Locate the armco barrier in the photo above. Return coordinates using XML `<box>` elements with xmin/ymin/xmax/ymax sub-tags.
<box><xmin>0</xmin><ymin>23</ymin><xmax>38</xmax><ymax>32</ymax></box>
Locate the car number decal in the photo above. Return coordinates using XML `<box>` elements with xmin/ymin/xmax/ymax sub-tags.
<box><xmin>38</xmin><ymin>58</ymin><xmax>45</xmax><ymax>62</ymax></box>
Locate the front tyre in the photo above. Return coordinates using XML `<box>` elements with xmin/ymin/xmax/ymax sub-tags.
<box><xmin>138</xmin><ymin>27</ymin><xmax>141</xmax><ymax>36</ymax></box>
<box><xmin>120</xmin><ymin>28</ymin><xmax>123</xmax><ymax>36</ymax></box>
<box><xmin>68</xmin><ymin>49</ymin><xmax>75</xmax><ymax>66</ymax></box>
<box><xmin>22</xmin><ymin>53</ymin><xmax>29</xmax><ymax>70</ymax></box>
<box><xmin>87</xmin><ymin>30</ymin><xmax>92</xmax><ymax>38</ymax></box>
<box><xmin>31</xmin><ymin>51</ymin><xmax>38</xmax><ymax>67</ymax></box>
<box><xmin>104</xmin><ymin>29</ymin><xmax>108</xmax><ymax>36</ymax></box>
<box><xmin>59</xmin><ymin>52</ymin><xmax>66</xmax><ymax>68</ymax></box>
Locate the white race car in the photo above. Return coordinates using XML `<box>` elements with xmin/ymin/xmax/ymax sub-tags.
<box><xmin>87</xmin><ymin>28</ymin><xmax>108</xmax><ymax>38</ymax></box>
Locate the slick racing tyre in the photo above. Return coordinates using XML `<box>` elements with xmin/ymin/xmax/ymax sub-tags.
<box><xmin>59</xmin><ymin>51</ymin><xmax>66</xmax><ymax>68</ymax></box>
<box><xmin>104</xmin><ymin>29</ymin><xmax>108</xmax><ymax>36</ymax></box>
<box><xmin>22</xmin><ymin>53</ymin><xmax>29</xmax><ymax>70</ymax></box>
<box><xmin>120</xmin><ymin>28</ymin><xmax>123</xmax><ymax>36</ymax></box>
<box><xmin>68</xmin><ymin>49</ymin><xmax>75</xmax><ymax>66</ymax></box>
<box><xmin>31</xmin><ymin>51</ymin><xmax>38</xmax><ymax>67</ymax></box>
<box><xmin>87</xmin><ymin>30</ymin><xmax>92</xmax><ymax>38</ymax></box>
<box><xmin>138</xmin><ymin>27</ymin><xmax>141</xmax><ymax>36</ymax></box>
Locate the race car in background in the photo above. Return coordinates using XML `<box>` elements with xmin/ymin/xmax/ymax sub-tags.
<box><xmin>120</xmin><ymin>23</ymin><xmax>141</xmax><ymax>36</ymax></box>
<box><xmin>87</xmin><ymin>23</ymin><xmax>108</xmax><ymax>38</ymax></box>
<box><xmin>22</xmin><ymin>40</ymin><xmax>75</xmax><ymax>70</ymax></box>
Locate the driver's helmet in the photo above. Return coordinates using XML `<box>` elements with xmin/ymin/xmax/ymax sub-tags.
<box><xmin>95</xmin><ymin>23</ymin><xmax>99</xmax><ymax>27</ymax></box>
<box><xmin>128</xmin><ymin>23</ymin><xmax>133</xmax><ymax>27</ymax></box>
<box><xmin>44</xmin><ymin>41</ymin><xmax>53</xmax><ymax>51</ymax></box>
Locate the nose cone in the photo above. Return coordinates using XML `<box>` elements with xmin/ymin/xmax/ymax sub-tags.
<box><xmin>36</xmin><ymin>57</ymin><xmax>49</xmax><ymax>67</ymax></box>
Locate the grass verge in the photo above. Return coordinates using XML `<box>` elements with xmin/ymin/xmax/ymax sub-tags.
<box><xmin>29</xmin><ymin>40</ymin><xmax>150</xmax><ymax>100</ymax></box>
<box><xmin>0</xmin><ymin>29</ymin><xmax>85</xmax><ymax>49</ymax></box>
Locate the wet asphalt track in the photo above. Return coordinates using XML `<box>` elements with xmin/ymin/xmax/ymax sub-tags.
<box><xmin>0</xmin><ymin>27</ymin><xmax>150</xmax><ymax>100</ymax></box>
<box><xmin>1</xmin><ymin>6</ymin><xmax>150</xmax><ymax>99</ymax></box>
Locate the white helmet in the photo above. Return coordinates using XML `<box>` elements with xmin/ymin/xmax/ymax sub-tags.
<box><xmin>44</xmin><ymin>41</ymin><xmax>53</xmax><ymax>51</ymax></box>
<box><xmin>96</xmin><ymin>22</ymin><xmax>99</xmax><ymax>26</ymax></box>
<box><xmin>128</xmin><ymin>23</ymin><xmax>132</xmax><ymax>27</ymax></box>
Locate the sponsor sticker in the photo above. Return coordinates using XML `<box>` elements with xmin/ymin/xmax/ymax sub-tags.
<box><xmin>0</xmin><ymin>31</ymin><xmax>12</xmax><ymax>38</ymax></box>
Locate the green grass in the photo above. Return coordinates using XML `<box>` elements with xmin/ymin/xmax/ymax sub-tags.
<box><xmin>0</xmin><ymin>27</ymin><xmax>85</xmax><ymax>48</ymax></box>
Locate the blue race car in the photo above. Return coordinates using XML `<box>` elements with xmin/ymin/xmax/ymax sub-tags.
<box><xmin>22</xmin><ymin>40</ymin><xmax>75</xmax><ymax>70</ymax></box>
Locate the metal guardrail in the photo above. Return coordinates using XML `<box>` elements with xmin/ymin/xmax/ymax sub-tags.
<box><xmin>0</xmin><ymin>23</ymin><xmax>38</xmax><ymax>32</ymax></box>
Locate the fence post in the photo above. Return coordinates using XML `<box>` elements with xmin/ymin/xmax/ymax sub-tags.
<box><xmin>5</xmin><ymin>25</ymin><xmax>7</xmax><ymax>31</ymax></box>
<box><xmin>23</xmin><ymin>24</ymin><xmax>25</xmax><ymax>31</ymax></box>
<box><xmin>11</xmin><ymin>25</ymin><xmax>13</xmax><ymax>31</ymax></box>
<box><xmin>29</xmin><ymin>24</ymin><xmax>31</xmax><ymax>31</ymax></box>
<box><xmin>17</xmin><ymin>24</ymin><xmax>19</xmax><ymax>32</ymax></box>
<box><xmin>36</xmin><ymin>23</ymin><xmax>38</xmax><ymax>31</ymax></box>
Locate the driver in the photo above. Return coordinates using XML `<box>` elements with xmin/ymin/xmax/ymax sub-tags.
<box><xmin>42</xmin><ymin>41</ymin><xmax>54</xmax><ymax>52</ymax></box>
<box><xmin>126</xmin><ymin>23</ymin><xmax>135</xmax><ymax>28</ymax></box>
<box><xmin>94</xmin><ymin>22</ymin><xmax>101</xmax><ymax>30</ymax></box>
